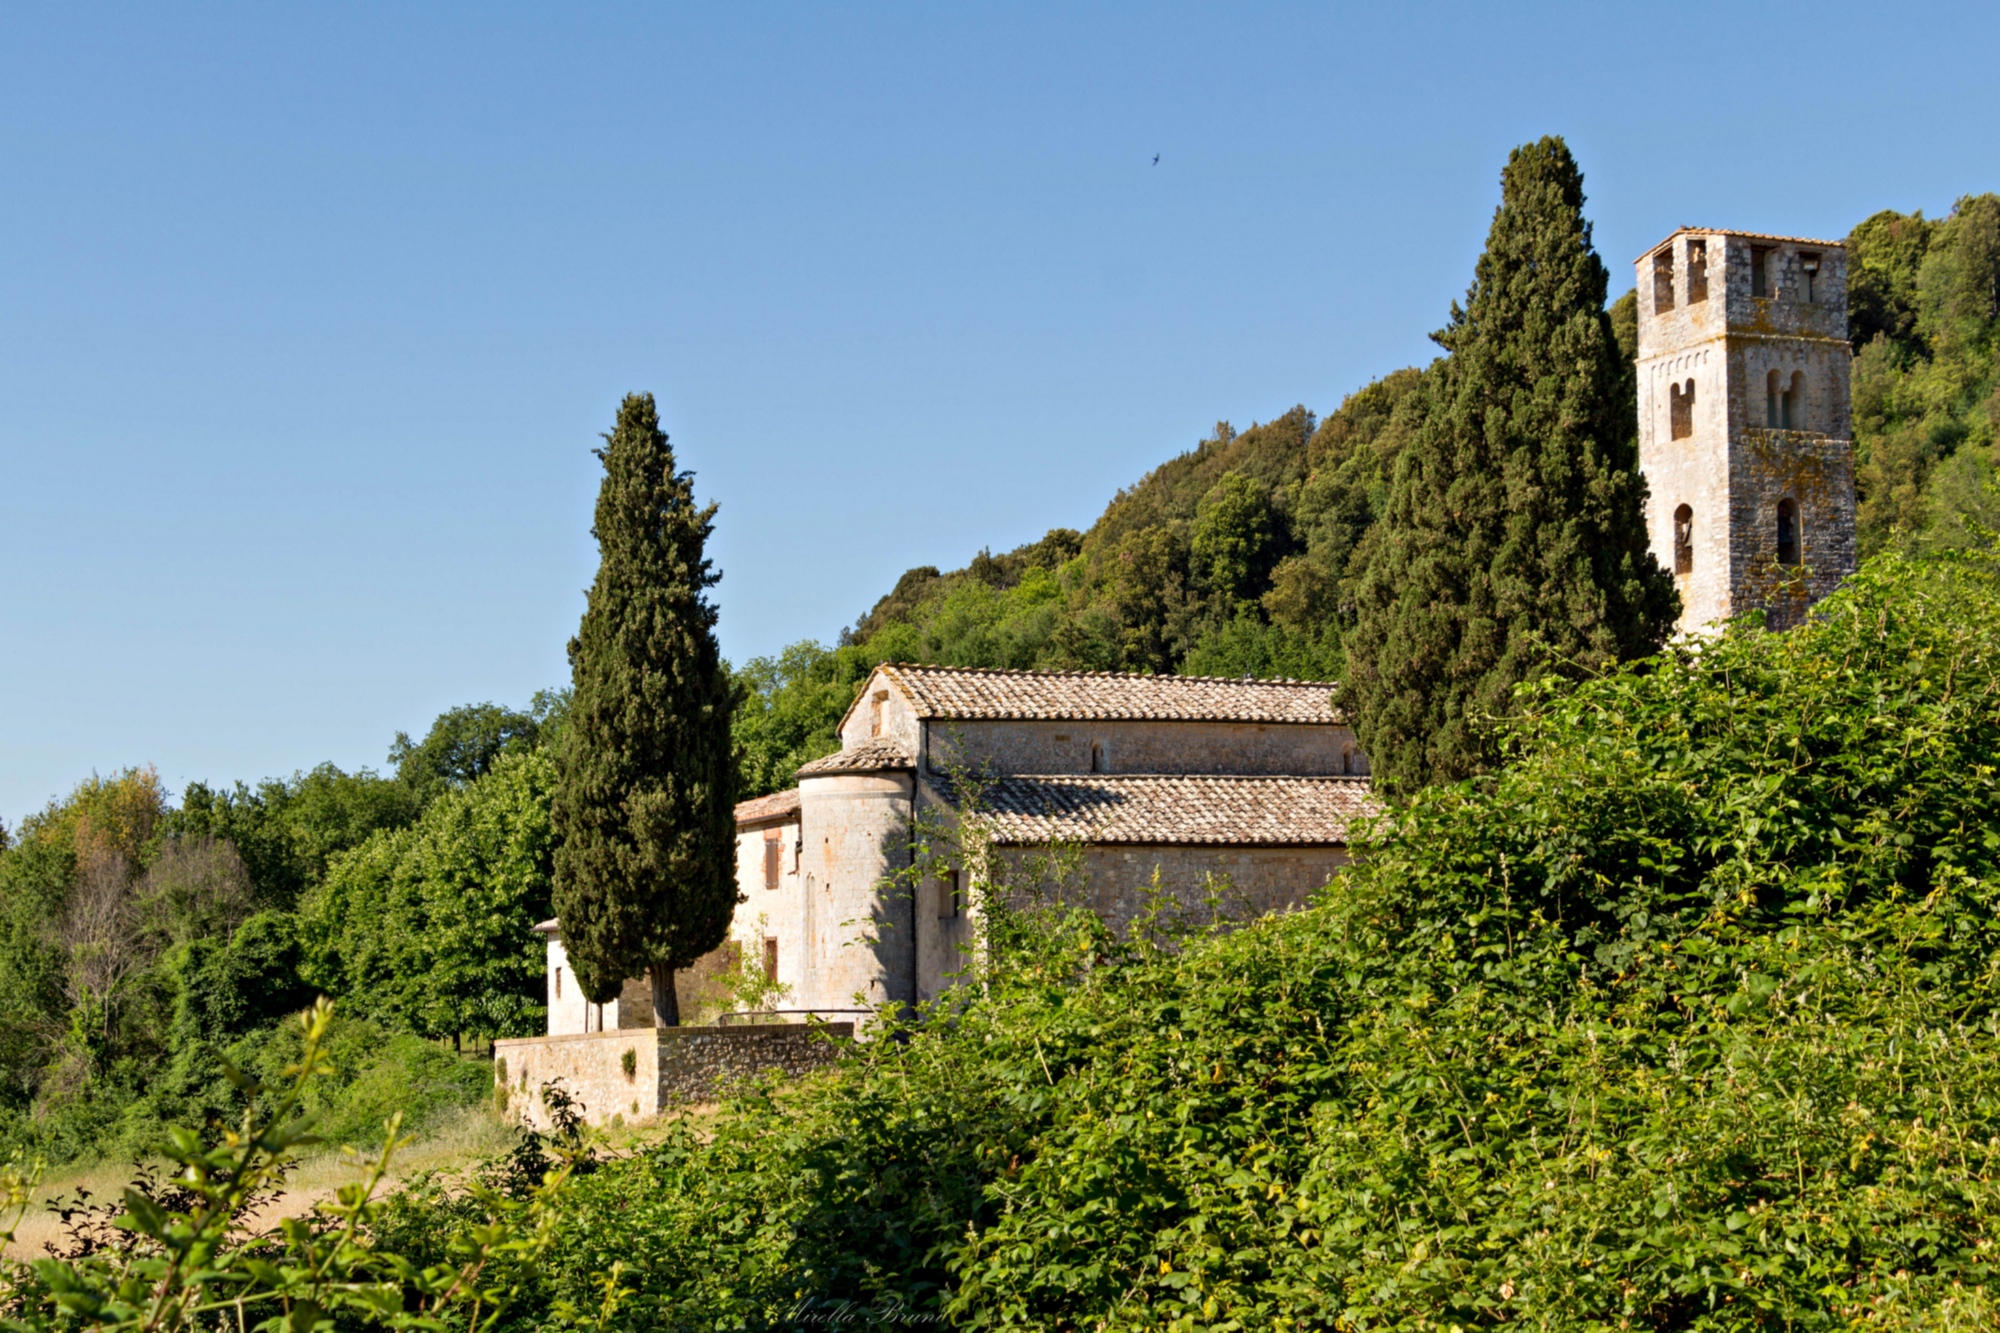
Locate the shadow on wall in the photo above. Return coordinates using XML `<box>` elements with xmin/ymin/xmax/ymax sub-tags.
<box><xmin>860</xmin><ymin>819</ymin><xmax>917</xmax><ymax>1012</ymax></box>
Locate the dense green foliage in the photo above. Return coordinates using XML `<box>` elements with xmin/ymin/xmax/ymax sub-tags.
<box><xmin>386</xmin><ymin>549</ymin><xmax>2000</xmax><ymax>1329</ymax></box>
<box><xmin>552</xmin><ymin>392</ymin><xmax>739</xmax><ymax>1015</ymax></box>
<box><xmin>1343</xmin><ymin>136</ymin><xmax>1676</xmax><ymax>793</ymax></box>
<box><xmin>1846</xmin><ymin>194</ymin><xmax>2000</xmax><ymax>556</ymax></box>
<box><xmin>302</xmin><ymin>748</ymin><xmax>558</xmax><ymax>1042</ymax></box>
<box><xmin>2</xmin><ymin>1002</ymin><xmax>561</xmax><ymax>1332</ymax></box>
<box><xmin>0</xmin><ymin>699</ymin><xmax>556</xmax><ymax>1166</ymax></box>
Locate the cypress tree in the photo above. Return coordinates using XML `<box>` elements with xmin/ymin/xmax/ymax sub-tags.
<box><xmin>551</xmin><ymin>393</ymin><xmax>739</xmax><ymax>1025</ymax></box>
<box><xmin>1342</xmin><ymin>137</ymin><xmax>1676</xmax><ymax>795</ymax></box>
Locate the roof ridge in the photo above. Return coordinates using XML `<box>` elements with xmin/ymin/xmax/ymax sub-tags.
<box><xmin>882</xmin><ymin>661</ymin><xmax>1336</xmax><ymax>688</ymax></box>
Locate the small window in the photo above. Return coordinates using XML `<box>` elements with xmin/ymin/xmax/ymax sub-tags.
<box><xmin>1673</xmin><ymin>504</ymin><xmax>1694</xmax><ymax>576</ymax></box>
<box><xmin>1341</xmin><ymin>748</ymin><xmax>1353</xmax><ymax>776</ymax></box>
<box><xmin>1089</xmin><ymin>741</ymin><xmax>1105</xmax><ymax>774</ymax></box>
<box><xmin>1669</xmin><ymin>377</ymin><xmax>1695</xmax><ymax>440</ymax></box>
<box><xmin>762</xmin><ymin>936</ymin><xmax>779</xmax><ymax>981</ymax></box>
<box><xmin>763</xmin><ymin>829</ymin><xmax>781</xmax><ymax>890</ymax></box>
<box><xmin>869</xmin><ymin>690</ymin><xmax>888</xmax><ymax>737</ymax></box>
<box><xmin>1799</xmin><ymin>252</ymin><xmax>1820</xmax><ymax>304</ymax></box>
<box><xmin>1686</xmin><ymin>239</ymin><xmax>1708</xmax><ymax>302</ymax></box>
<box><xmin>1751</xmin><ymin>245</ymin><xmax>1773</xmax><ymax>298</ymax></box>
<box><xmin>1652</xmin><ymin>247</ymin><xmax>1675</xmax><ymax>313</ymax></box>
<box><xmin>1784</xmin><ymin>371</ymin><xmax>1805</xmax><ymax>431</ymax></box>
<box><xmin>1766</xmin><ymin>369</ymin><xmax>1782</xmax><ymax>428</ymax></box>
<box><xmin>555</xmin><ymin>966</ymin><xmax>562</xmax><ymax>999</ymax></box>
<box><xmin>938</xmin><ymin>867</ymin><xmax>961</xmax><ymax>920</ymax></box>
<box><xmin>1776</xmin><ymin>498</ymin><xmax>1800</xmax><ymax>566</ymax></box>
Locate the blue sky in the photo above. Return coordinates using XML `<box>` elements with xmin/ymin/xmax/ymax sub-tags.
<box><xmin>3</xmin><ymin>1</ymin><xmax>1996</xmax><ymax>824</ymax></box>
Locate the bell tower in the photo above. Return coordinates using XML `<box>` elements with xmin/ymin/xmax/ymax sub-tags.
<box><xmin>1634</xmin><ymin>228</ymin><xmax>1858</xmax><ymax>633</ymax></box>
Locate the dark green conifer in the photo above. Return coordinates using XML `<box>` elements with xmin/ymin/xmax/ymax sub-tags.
<box><xmin>1342</xmin><ymin>137</ymin><xmax>1676</xmax><ymax>795</ymax></box>
<box><xmin>551</xmin><ymin>393</ymin><xmax>738</xmax><ymax>1025</ymax></box>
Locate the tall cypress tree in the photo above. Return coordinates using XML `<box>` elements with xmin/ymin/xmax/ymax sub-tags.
<box><xmin>1342</xmin><ymin>137</ymin><xmax>1676</xmax><ymax>795</ymax></box>
<box><xmin>551</xmin><ymin>393</ymin><xmax>739</xmax><ymax>1025</ymax></box>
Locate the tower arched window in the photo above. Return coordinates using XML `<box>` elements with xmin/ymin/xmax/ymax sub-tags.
<box><xmin>1653</xmin><ymin>247</ymin><xmax>1675</xmax><ymax>313</ymax></box>
<box><xmin>1669</xmin><ymin>377</ymin><xmax>1695</xmax><ymax>440</ymax></box>
<box><xmin>1783</xmin><ymin>371</ymin><xmax>1806</xmax><ymax>431</ymax></box>
<box><xmin>1766</xmin><ymin>369</ymin><xmax>1782</xmax><ymax>428</ymax></box>
<box><xmin>1673</xmin><ymin>504</ymin><xmax>1694</xmax><ymax>576</ymax></box>
<box><xmin>1776</xmin><ymin>498</ymin><xmax>1800</xmax><ymax>567</ymax></box>
<box><xmin>1686</xmin><ymin>239</ymin><xmax>1708</xmax><ymax>302</ymax></box>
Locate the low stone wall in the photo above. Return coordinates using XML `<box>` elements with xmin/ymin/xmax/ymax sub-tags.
<box><xmin>495</xmin><ymin>1022</ymin><xmax>852</xmax><ymax>1129</ymax></box>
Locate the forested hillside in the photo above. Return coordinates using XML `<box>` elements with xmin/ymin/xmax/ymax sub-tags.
<box><xmin>734</xmin><ymin>194</ymin><xmax>2000</xmax><ymax>797</ymax></box>
<box><xmin>0</xmin><ymin>700</ymin><xmax>563</xmax><ymax>1165</ymax></box>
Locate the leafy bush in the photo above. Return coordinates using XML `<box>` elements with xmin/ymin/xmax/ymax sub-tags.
<box><xmin>385</xmin><ymin>549</ymin><xmax>2000</xmax><ymax>1330</ymax></box>
<box><xmin>0</xmin><ymin>1001</ymin><xmax>567</xmax><ymax>1332</ymax></box>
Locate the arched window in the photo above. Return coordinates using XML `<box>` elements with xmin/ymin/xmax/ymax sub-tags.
<box><xmin>1783</xmin><ymin>371</ymin><xmax>1806</xmax><ymax>431</ymax></box>
<box><xmin>1653</xmin><ymin>247</ymin><xmax>1675</xmax><ymax>313</ymax></box>
<box><xmin>1669</xmin><ymin>377</ymin><xmax>1695</xmax><ymax>440</ymax></box>
<box><xmin>1673</xmin><ymin>504</ymin><xmax>1694</xmax><ymax>576</ymax></box>
<box><xmin>1776</xmin><ymin>498</ymin><xmax>1800</xmax><ymax>567</ymax></box>
<box><xmin>1089</xmin><ymin>741</ymin><xmax>1106</xmax><ymax>774</ymax></box>
<box><xmin>1686</xmin><ymin>239</ymin><xmax>1709</xmax><ymax>302</ymax></box>
<box><xmin>1766</xmin><ymin>369</ymin><xmax>1782</xmax><ymax>428</ymax></box>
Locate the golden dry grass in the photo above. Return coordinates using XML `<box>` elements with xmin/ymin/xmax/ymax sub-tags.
<box><xmin>2</xmin><ymin>1103</ymin><xmax>520</xmax><ymax>1261</ymax></box>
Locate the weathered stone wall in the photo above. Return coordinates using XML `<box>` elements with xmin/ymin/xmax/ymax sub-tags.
<box><xmin>494</xmin><ymin>1022</ymin><xmax>853</xmax><ymax>1128</ymax></box>
<box><xmin>977</xmin><ymin>842</ymin><xmax>1347</xmax><ymax>948</ymax></box>
<box><xmin>797</xmin><ymin>771</ymin><xmax>915</xmax><ymax>1014</ymax></box>
<box><xmin>1635</xmin><ymin>230</ymin><xmax>1855</xmax><ymax>635</ymax></box>
<box><xmin>495</xmin><ymin>1030</ymin><xmax>660</xmax><ymax>1127</ymax></box>
<box><xmin>1728</xmin><ymin>429</ymin><xmax>1858</xmax><ymax>630</ymax></box>
<box><xmin>928</xmin><ymin>718</ymin><xmax>1363</xmax><ymax>778</ymax></box>
<box><xmin>657</xmin><ymin>1023</ymin><xmax>851</xmax><ymax>1105</ymax></box>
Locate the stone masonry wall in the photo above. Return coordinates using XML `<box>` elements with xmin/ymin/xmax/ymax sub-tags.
<box><xmin>930</xmin><ymin>718</ymin><xmax>1364</xmax><ymax>779</ymax></box>
<box><xmin>1635</xmin><ymin>230</ymin><xmax>1855</xmax><ymax>634</ymax></box>
<box><xmin>992</xmin><ymin>842</ymin><xmax>1349</xmax><ymax>940</ymax></box>
<box><xmin>495</xmin><ymin>1023</ymin><xmax>853</xmax><ymax>1129</ymax></box>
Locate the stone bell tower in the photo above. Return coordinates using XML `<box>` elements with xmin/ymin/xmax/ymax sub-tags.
<box><xmin>1634</xmin><ymin>229</ymin><xmax>1858</xmax><ymax>633</ymax></box>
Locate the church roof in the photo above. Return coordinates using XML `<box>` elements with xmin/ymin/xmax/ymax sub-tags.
<box><xmin>795</xmin><ymin>737</ymin><xmax>916</xmax><ymax>778</ymax></box>
<box><xmin>969</xmin><ymin>773</ymin><xmax>1378</xmax><ymax>846</ymax></box>
<box><xmin>734</xmin><ymin>786</ymin><xmax>801</xmax><ymax>828</ymax></box>
<box><xmin>1636</xmin><ymin>226</ymin><xmax>1844</xmax><ymax>262</ymax></box>
<box><xmin>868</xmin><ymin>664</ymin><xmax>1342</xmax><ymax>726</ymax></box>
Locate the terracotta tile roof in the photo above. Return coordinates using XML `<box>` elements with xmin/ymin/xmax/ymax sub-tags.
<box><xmin>968</xmin><ymin>774</ymin><xmax>1379</xmax><ymax>846</ymax></box>
<box><xmin>795</xmin><ymin>738</ymin><xmax>916</xmax><ymax>778</ymax></box>
<box><xmin>873</xmin><ymin>664</ymin><xmax>1341</xmax><ymax>725</ymax></box>
<box><xmin>734</xmin><ymin>786</ymin><xmax>801</xmax><ymax>828</ymax></box>
<box><xmin>1638</xmin><ymin>226</ymin><xmax>1843</xmax><ymax>261</ymax></box>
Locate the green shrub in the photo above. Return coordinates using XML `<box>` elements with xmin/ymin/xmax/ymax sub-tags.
<box><xmin>241</xmin><ymin>1013</ymin><xmax>492</xmax><ymax>1150</ymax></box>
<box><xmin>343</xmin><ymin>549</ymin><xmax>2000</xmax><ymax>1329</ymax></box>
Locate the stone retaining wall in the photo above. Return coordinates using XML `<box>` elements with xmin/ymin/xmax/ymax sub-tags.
<box><xmin>494</xmin><ymin>1021</ymin><xmax>852</xmax><ymax>1129</ymax></box>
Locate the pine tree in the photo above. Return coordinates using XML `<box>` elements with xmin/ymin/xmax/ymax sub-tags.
<box><xmin>1342</xmin><ymin>138</ymin><xmax>1676</xmax><ymax>795</ymax></box>
<box><xmin>551</xmin><ymin>393</ymin><xmax>739</xmax><ymax>1025</ymax></box>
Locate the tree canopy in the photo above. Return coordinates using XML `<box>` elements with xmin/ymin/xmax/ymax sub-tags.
<box><xmin>1339</xmin><ymin>136</ymin><xmax>1675</xmax><ymax>793</ymax></box>
<box><xmin>551</xmin><ymin>393</ymin><xmax>738</xmax><ymax>1021</ymax></box>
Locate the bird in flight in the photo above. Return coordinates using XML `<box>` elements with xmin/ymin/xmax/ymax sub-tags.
<box><xmin>1152</xmin><ymin>153</ymin><xmax>1160</xmax><ymax>165</ymax></box>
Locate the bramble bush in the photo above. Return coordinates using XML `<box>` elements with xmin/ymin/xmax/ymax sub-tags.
<box><xmin>355</xmin><ymin>547</ymin><xmax>2000</xmax><ymax>1330</ymax></box>
<box><xmin>20</xmin><ymin>547</ymin><xmax>2000</xmax><ymax>1330</ymax></box>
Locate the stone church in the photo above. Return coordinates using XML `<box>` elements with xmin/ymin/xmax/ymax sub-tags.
<box><xmin>534</xmin><ymin>220</ymin><xmax>1861</xmax><ymax>1036</ymax></box>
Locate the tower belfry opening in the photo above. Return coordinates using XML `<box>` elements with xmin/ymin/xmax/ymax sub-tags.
<box><xmin>1633</xmin><ymin>229</ymin><xmax>1856</xmax><ymax>634</ymax></box>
